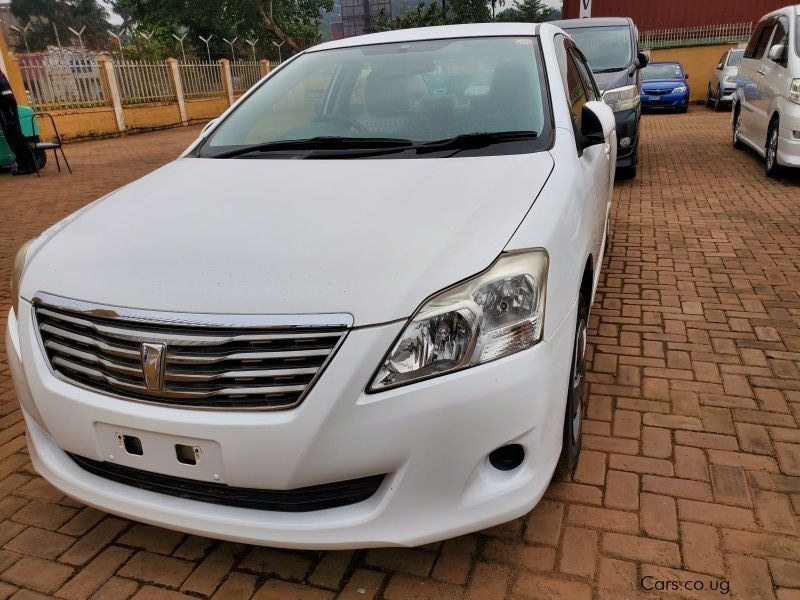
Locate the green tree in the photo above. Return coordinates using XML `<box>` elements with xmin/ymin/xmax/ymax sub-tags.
<box><xmin>10</xmin><ymin>0</ymin><xmax>111</xmax><ymax>51</ymax></box>
<box><xmin>113</xmin><ymin>0</ymin><xmax>334</xmax><ymax>58</ymax></box>
<box><xmin>495</xmin><ymin>0</ymin><xmax>559</xmax><ymax>22</ymax></box>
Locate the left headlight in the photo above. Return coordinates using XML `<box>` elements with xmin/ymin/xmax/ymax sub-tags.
<box><xmin>10</xmin><ymin>239</ymin><xmax>35</xmax><ymax>316</ymax></box>
<box><xmin>603</xmin><ymin>85</ymin><xmax>640</xmax><ymax>112</ymax></box>
<box><xmin>672</xmin><ymin>85</ymin><xmax>688</xmax><ymax>94</ymax></box>
<box><xmin>724</xmin><ymin>75</ymin><xmax>737</xmax><ymax>84</ymax></box>
<box><xmin>369</xmin><ymin>250</ymin><xmax>548</xmax><ymax>391</ymax></box>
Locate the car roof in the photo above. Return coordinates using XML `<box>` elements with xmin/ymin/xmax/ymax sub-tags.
<box><xmin>549</xmin><ymin>17</ymin><xmax>632</xmax><ymax>29</ymax></box>
<box><xmin>310</xmin><ymin>23</ymin><xmax>542</xmax><ymax>52</ymax></box>
<box><xmin>762</xmin><ymin>4</ymin><xmax>800</xmax><ymax>19</ymax></box>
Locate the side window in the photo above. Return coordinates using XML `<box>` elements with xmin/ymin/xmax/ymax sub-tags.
<box><xmin>564</xmin><ymin>52</ymin><xmax>588</xmax><ymax>134</ymax></box>
<box><xmin>719</xmin><ymin>51</ymin><xmax>728</xmax><ymax>67</ymax></box>
<box><xmin>745</xmin><ymin>20</ymin><xmax>774</xmax><ymax>59</ymax></box>
<box><xmin>570</xmin><ymin>49</ymin><xmax>598</xmax><ymax>101</ymax></box>
<box><xmin>769</xmin><ymin>17</ymin><xmax>789</xmax><ymax>66</ymax></box>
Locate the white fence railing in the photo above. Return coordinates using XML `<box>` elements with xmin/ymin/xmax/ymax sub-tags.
<box><xmin>16</xmin><ymin>55</ymin><xmax>273</xmax><ymax>113</ymax></box>
<box><xmin>19</xmin><ymin>58</ymin><xmax>107</xmax><ymax>110</ymax></box>
<box><xmin>115</xmin><ymin>60</ymin><xmax>176</xmax><ymax>105</ymax></box>
<box><xmin>231</xmin><ymin>61</ymin><xmax>263</xmax><ymax>94</ymax></box>
<box><xmin>640</xmin><ymin>22</ymin><xmax>753</xmax><ymax>50</ymax></box>
<box><xmin>179</xmin><ymin>60</ymin><xmax>224</xmax><ymax>99</ymax></box>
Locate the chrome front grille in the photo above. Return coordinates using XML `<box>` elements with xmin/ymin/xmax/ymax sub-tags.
<box><xmin>33</xmin><ymin>295</ymin><xmax>350</xmax><ymax>410</ymax></box>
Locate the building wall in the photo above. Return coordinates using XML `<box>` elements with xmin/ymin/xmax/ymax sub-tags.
<box><xmin>563</xmin><ymin>0</ymin><xmax>788</xmax><ymax>29</ymax></box>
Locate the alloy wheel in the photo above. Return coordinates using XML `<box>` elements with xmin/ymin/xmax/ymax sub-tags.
<box><xmin>766</xmin><ymin>128</ymin><xmax>778</xmax><ymax>171</ymax></box>
<box><xmin>570</xmin><ymin>316</ymin><xmax>588</xmax><ymax>446</ymax></box>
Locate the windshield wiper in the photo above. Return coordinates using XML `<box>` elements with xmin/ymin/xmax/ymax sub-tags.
<box><xmin>593</xmin><ymin>67</ymin><xmax>627</xmax><ymax>74</ymax></box>
<box><xmin>417</xmin><ymin>131</ymin><xmax>538</xmax><ymax>154</ymax></box>
<box><xmin>207</xmin><ymin>136</ymin><xmax>414</xmax><ymax>159</ymax></box>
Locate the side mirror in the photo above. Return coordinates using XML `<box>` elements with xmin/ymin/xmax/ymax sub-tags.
<box><xmin>716</xmin><ymin>63</ymin><xmax>724</xmax><ymax>70</ymax></box>
<box><xmin>201</xmin><ymin>119</ymin><xmax>217</xmax><ymax>135</ymax></box>
<box><xmin>684</xmin><ymin>73</ymin><xmax>689</xmax><ymax>79</ymax></box>
<box><xmin>768</xmin><ymin>44</ymin><xmax>786</xmax><ymax>62</ymax></box>
<box><xmin>636</xmin><ymin>51</ymin><xmax>649</xmax><ymax>69</ymax></box>
<box><xmin>578</xmin><ymin>101</ymin><xmax>615</xmax><ymax>151</ymax></box>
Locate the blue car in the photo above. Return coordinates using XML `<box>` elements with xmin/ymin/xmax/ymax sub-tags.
<box><xmin>640</xmin><ymin>62</ymin><xmax>690</xmax><ymax>113</ymax></box>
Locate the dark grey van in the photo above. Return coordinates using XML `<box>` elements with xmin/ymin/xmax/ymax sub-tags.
<box><xmin>551</xmin><ymin>17</ymin><xmax>648</xmax><ymax>178</ymax></box>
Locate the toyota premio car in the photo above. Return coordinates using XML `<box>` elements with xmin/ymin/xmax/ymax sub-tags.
<box><xmin>7</xmin><ymin>24</ymin><xmax>615</xmax><ymax>549</ymax></box>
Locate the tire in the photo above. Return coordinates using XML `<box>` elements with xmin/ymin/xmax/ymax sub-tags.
<box><xmin>713</xmin><ymin>86</ymin><xmax>724</xmax><ymax>112</ymax></box>
<box><xmin>732</xmin><ymin>107</ymin><xmax>745</xmax><ymax>150</ymax></box>
<box><xmin>561</xmin><ymin>295</ymin><xmax>588</xmax><ymax>473</ymax></box>
<box><xmin>706</xmin><ymin>86</ymin><xmax>713</xmax><ymax>108</ymax></box>
<box><xmin>678</xmin><ymin>106</ymin><xmax>688</xmax><ymax>114</ymax></box>
<box><xmin>765</xmin><ymin>119</ymin><xmax>782</xmax><ymax>179</ymax></box>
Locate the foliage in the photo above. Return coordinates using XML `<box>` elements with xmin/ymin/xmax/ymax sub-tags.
<box><xmin>113</xmin><ymin>0</ymin><xmax>334</xmax><ymax>60</ymax></box>
<box><xmin>9</xmin><ymin>0</ymin><xmax>111</xmax><ymax>51</ymax></box>
<box><xmin>495</xmin><ymin>0</ymin><xmax>559</xmax><ymax>23</ymax></box>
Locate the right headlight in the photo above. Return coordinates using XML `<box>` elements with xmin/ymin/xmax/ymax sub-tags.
<box><xmin>10</xmin><ymin>239</ymin><xmax>35</xmax><ymax>316</ymax></box>
<box><xmin>369</xmin><ymin>250</ymin><xmax>548</xmax><ymax>392</ymax></box>
<box><xmin>790</xmin><ymin>79</ymin><xmax>800</xmax><ymax>105</ymax></box>
<box><xmin>603</xmin><ymin>85</ymin><xmax>640</xmax><ymax>112</ymax></box>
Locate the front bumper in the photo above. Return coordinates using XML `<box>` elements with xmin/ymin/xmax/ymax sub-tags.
<box><xmin>613</xmin><ymin>106</ymin><xmax>640</xmax><ymax>168</ymax></box>
<box><xmin>8</xmin><ymin>298</ymin><xmax>576</xmax><ymax>549</ymax></box>
<box><xmin>777</xmin><ymin>103</ymin><xmax>800</xmax><ymax>169</ymax></box>
<box><xmin>641</xmin><ymin>91</ymin><xmax>689</xmax><ymax>110</ymax></box>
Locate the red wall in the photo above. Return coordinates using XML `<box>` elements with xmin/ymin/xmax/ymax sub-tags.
<box><xmin>562</xmin><ymin>0</ymin><xmax>789</xmax><ymax>30</ymax></box>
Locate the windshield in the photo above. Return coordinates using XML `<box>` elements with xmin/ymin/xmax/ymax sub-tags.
<box><xmin>642</xmin><ymin>63</ymin><xmax>685</xmax><ymax>80</ymax></box>
<box><xmin>727</xmin><ymin>50</ymin><xmax>744</xmax><ymax>67</ymax></box>
<box><xmin>201</xmin><ymin>37</ymin><xmax>550</xmax><ymax>158</ymax></box>
<box><xmin>561</xmin><ymin>25</ymin><xmax>632</xmax><ymax>71</ymax></box>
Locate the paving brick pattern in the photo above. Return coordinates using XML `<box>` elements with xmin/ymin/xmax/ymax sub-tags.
<box><xmin>0</xmin><ymin>111</ymin><xmax>798</xmax><ymax>599</ymax></box>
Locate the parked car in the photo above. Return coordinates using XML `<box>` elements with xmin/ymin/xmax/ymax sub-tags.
<box><xmin>7</xmin><ymin>23</ymin><xmax>616</xmax><ymax>549</ymax></box>
<box><xmin>732</xmin><ymin>4</ymin><xmax>800</xmax><ymax>177</ymax></box>
<box><xmin>641</xmin><ymin>62</ymin><xmax>691</xmax><ymax>112</ymax></box>
<box><xmin>706</xmin><ymin>46</ymin><xmax>745</xmax><ymax>111</ymax></box>
<box><xmin>552</xmin><ymin>17</ymin><xmax>647</xmax><ymax>178</ymax></box>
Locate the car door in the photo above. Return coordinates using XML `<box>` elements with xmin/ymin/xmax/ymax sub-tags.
<box><xmin>740</xmin><ymin>18</ymin><xmax>777</xmax><ymax>142</ymax></box>
<box><xmin>571</xmin><ymin>45</ymin><xmax>612</xmax><ymax>258</ymax></box>
<box><xmin>560</xmin><ymin>38</ymin><xmax>608</xmax><ymax>263</ymax></box>
<box><xmin>761</xmin><ymin>15</ymin><xmax>791</xmax><ymax>142</ymax></box>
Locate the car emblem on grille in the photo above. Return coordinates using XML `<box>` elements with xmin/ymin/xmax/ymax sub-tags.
<box><xmin>141</xmin><ymin>342</ymin><xmax>167</xmax><ymax>391</ymax></box>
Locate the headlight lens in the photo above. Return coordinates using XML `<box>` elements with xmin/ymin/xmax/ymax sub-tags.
<box><xmin>369</xmin><ymin>250</ymin><xmax>548</xmax><ymax>391</ymax></box>
<box><xmin>790</xmin><ymin>79</ymin><xmax>800</xmax><ymax>105</ymax></box>
<box><xmin>10</xmin><ymin>239</ymin><xmax>35</xmax><ymax>316</ymax></box>
<box><xmin>603</xmin><ymin>85</ymin><xmax>640</xmax><ymax>112</ymax></box>
<box><xmin>672</xmin><ymin>85</ymin><xmax>687</xmax><ymax>94</ymax></box>
<box><xmin>724</xmin><ymin>75</ymin><xmax>736</xmax><ymax>84</ymax></box>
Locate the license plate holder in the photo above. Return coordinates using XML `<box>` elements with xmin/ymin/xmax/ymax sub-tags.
<box><xmin>95</xmin><ymin>423</ymin><xmax>225</xmax><ymax>483</ymax></box>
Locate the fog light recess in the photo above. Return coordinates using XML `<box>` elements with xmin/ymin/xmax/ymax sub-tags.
<box><xmin>488</xmin><ymin>444</ymin><xmax>525</xmax><ymax>471</ymax></box>
<box><xmin>619</xmin><ymin>137</ymin><xmax>632</xmax><ymax>148</ymax></box>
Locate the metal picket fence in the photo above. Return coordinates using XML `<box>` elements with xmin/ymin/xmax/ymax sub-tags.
<box><xmin>18</xmin><ymin>55</ymin><xmax>107</xmax><ymax>110</ymax></box>
<box><xmin>230</xmin><ymin>61</ymin><xmax>263</xmax><ymax>94</ymax></box>
<box><xmin>640</xmin><ymin>22</ymin><xmax>753</xmax><ymax>50</ymax></box>
<box><xmin>179</xmin><ymin>60</ymin><xmax>224</xmax><ymax>99</ymax></box>
<box><xmin>114</xmin><ymin>60</ymin><xmax>176</xmax><ymax>105</ymax></box>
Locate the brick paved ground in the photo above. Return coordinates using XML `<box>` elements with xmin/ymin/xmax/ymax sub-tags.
<box><xmin>0</xmin><ymin>111</ymin><xmax>799</xmax><ymax>599</ymax></box>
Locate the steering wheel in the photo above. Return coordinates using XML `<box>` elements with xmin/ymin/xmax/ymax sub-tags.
<box><xmin>313</xmin><ymin>115</ymin><xmax>369</xmax><ymax>133</ymax></box>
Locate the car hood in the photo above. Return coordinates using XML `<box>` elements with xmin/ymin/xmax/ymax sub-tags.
<box><xmin>593</xmin><ymin>69</ymin><xmax>634</xmax><ymax>94</ymax></box>
<box><xmin>642</xmin><ymin>79</ymin><xmax>685</xmax><ymax>89</ymax></box>
<box><xmin>21</xmin><ymin>154</ymin><xmax>554</xmax><ymax>326</ymax></box>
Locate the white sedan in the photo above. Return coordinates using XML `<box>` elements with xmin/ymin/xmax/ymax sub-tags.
<box><xmin>7</xmin><ymin>23</ymin><xmax>615</xmax><ymax>548</ymax></box>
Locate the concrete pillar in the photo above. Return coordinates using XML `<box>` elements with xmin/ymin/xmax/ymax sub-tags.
<box><xmin>219</xmin><ymin>59</ymin><xmax>234</xmax><ymax>106</ymax></box>
<box><xmin>98</xmin><ymin>55</ymin><xmax>126</xmax><ymax>133</ymax></box>
<box><xmin>259</xmin><ymin>59</ymin><xmax>271</xmax><ymax>78</ymax></box>
<box><xmin>166</xmin><ymin>58</ymin><xmax>188</xmax><ymax>126</ymax></box>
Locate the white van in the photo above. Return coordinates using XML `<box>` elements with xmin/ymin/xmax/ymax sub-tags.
<box><xmin>732</xmin><ymin>4</ymin><xmax>800</xmax><ymax>177</ymax></box>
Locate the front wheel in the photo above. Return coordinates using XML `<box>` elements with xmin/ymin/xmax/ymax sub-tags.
<box><xmin>561</xmin><ymin>295</ymin><xmax>588</xmax><ymax>473</ymax></box>
<box><xmin>765</xmin><ymin>120</ymin><xmax>782</xmax><ymax>179</ymax></box>
<box><xmin>732</xmin><ymin>107</ymin><xmax>745</xmax><ymax>150</ymax></box>
<box><xmin>713</xmin><ymin>87</ymin><xmax>724</xmax><ymax>112</ymax></box>
<box><xmin>34</xmin><ymin>149</ymin><xmax>47</xmax><ymax>170</ymax></box>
